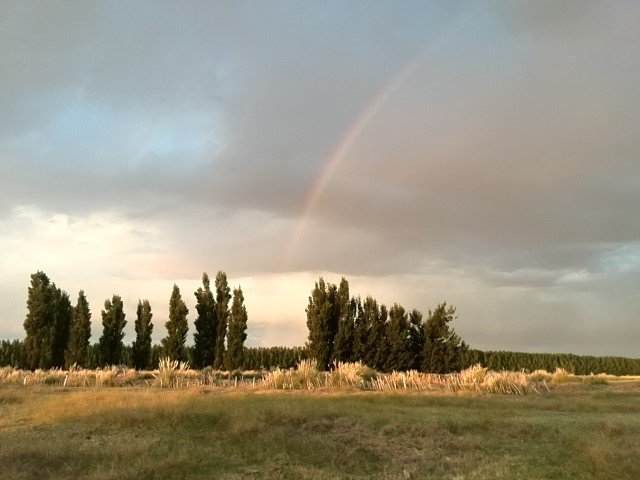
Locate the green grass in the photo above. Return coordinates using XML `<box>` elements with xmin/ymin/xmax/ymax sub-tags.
<box><xmin>1</xmin><ymin>384</ymin><xmax>639</xmax><ymax>479</ymax></box>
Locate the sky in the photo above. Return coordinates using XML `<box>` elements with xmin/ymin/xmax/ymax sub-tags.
<box><xmin>1</xmin><ymin>1</ymin><xmax>639</xmax><ymax>356</ymax></box>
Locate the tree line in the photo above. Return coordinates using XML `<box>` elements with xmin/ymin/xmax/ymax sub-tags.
<box><xmin>0</xmin><ymin>340</ymin><xmax>306</xmax><ymax>372</ymax></box>
<box><xmin>306</xmin><ymin>277</ymin><xmax>468</xmax><ymax>372</ymax></box>
<box><xmin>304</xmin><ymin>276</ymin><xmax>640</xmax><ymax>375</ymax></box>
<box><xmin>17</xmin><ymin>271</ymin><xmax>248</xmax><ymax>370</ymax></box>
<box><xmin>3</xmin><ymin>337</ymin><xmax>640</xmax><ymax>375</ymax></box>
<box><xmin>461</xmin><ymin>349</ymin><xmax>640</xmax><ymax>376</ymax></box>
<box><xmin>3</xmin><ymin>272</ymin><xmax>640</xmax><ymax>375</ymax></box>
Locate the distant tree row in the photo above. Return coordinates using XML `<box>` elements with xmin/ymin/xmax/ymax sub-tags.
<box><xmin>461</xmin><ymin>349</ymin><xmax>640</xmax><ymax>376</ymax></box>
<box><xmin>18</xmin><ymin>271</ymin><xmax>247</xmax><ymax>370</ymax></box>
<box><xmin>242</xmin><ymin>346</ymin><xmax>308</xmax><ymax>370</ymax></box>
<box><xmin>3</xmin><ymin>338</ymin><xmax>640</xmax><ymax>375</ymax></box>
<box><xmin>306</xmin><ymin>277</ymin><xmax>468</xmax><ymax>373</ymax></box>
<box><xmin>235</xmin><ymin>347</ymin><xmax>640</xmax><ymax>375</ymax></box>
<box><xmin>0</xmin><ymin>341</ymin><xmax>304</xmax><ymax>371</ymax></box>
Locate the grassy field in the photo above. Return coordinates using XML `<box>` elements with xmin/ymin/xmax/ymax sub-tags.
<box><xmin>1</xmin><ymin>382</ymin><xmax>639</xmax><ymax>480</ymax></box>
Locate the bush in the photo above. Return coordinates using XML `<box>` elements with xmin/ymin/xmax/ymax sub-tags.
<box><xmin>583</xmin><ymin>375</ymin><xmax>608</xmax><ymax>385</ymax></box>
<box><xmin>551</xmin><ymin>368</ymin><xmax>581</xmax><ymax>384</ymax></box>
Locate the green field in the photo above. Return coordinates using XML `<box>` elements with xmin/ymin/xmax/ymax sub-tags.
<box><xmin>1</xmin><ymin>383</ymin><xmax>639</xmax><ymax>480</ymax></box>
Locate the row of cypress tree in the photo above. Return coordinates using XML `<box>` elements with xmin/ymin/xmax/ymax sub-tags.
<box><xmin>242</xmin><ymin>346</ymin><xmax>308</xmax><ymax>370</ymax></box>
<box><xmin>12</xmin><ymin>272</ymin><xmax>640</xmax><ymax>374</ymax></box>
<box><xmin>306</xmin><ymin>277</ymin><xmax>468</xmax><ymax>372</ymax></box>
<box><xmin>20</xmin><ymin>271</ymin><xmax>248</xmax><ymax>370</ymax></box>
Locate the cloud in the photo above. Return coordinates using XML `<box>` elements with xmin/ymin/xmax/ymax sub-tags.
<box><xmin>0</xmin><ymin>2</ymin><xmax>638</xmax><ymax>355</ymax></box>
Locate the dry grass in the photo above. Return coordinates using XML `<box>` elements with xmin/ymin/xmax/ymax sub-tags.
<box><xmin>260</xmin><ymin>358</ymin><xmax>321</xmax><ymax>389</ymax></box>
<box><xmin>366</xmin><ymin>366</ymin><xmax>538</xmax><ymax>395</ymax></box>
<box><xmin>1</xmin><ymin>384</ymin><xmax>640</xmax><ymax>479</ymax></box>
<box><xmin>0</xmin><ymin>359</ymin><xmax>261</xmax><ymax>390</ymax></box>
<box><xmin>1</xmin><ymin>362</ymin><xmax>637</xmax><ymax>397</ymax></box>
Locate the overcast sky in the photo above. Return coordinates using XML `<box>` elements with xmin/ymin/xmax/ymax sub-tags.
<box><xmin>1</xmin><ymin>1</ymin><xmax>638</xmax><ymax>356</ymax></box>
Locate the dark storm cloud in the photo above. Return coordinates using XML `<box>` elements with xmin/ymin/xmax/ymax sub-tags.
<box><xmin>290</xmin><ymin>0</ymin><xmax>640</xmax><ymax>280</ymax></box>
<box><xmin>0</xmin><ymin>1</ymin><xmax>461</xmax><ymax>214</ymax></box>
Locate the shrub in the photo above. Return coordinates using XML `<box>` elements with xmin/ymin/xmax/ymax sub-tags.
<box><xmin>330</xmin><ymin>361</ymin><xmax>376</xmax><ymax>388</ymax></box>
<box><xmin>528</xmin><ymin>369</ymin><xmax>553</xmax><ymax>382</ymax></box>
<box><xmin>551</xmin><ymin>368</ymin><xmax>581</xmax><ymax>384</ymax></box>
<box><xmin>155</xmin><ymin>357</ymin><xmax>193</xmax><ymax>388</ymax></box>
<box><xmin>583</xmin><ymin>375</ymin><xmax>608</xmax><ymax>385</ymax></box>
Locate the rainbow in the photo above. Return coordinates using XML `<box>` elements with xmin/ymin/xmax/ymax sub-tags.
<box><xmin>282</xmin><ymin>8</ymin><xmax>472</xmax><ymax>269</ymax></box>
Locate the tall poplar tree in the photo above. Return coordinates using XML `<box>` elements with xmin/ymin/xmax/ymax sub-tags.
<box><xmin>352</xmin><ymin>297</ymin><xmax>367</xmax><ymax>362</ymax></box>
<box><xmin>50</xmin><ymin>287</ymin><xmax>73</xmax><ymax>368</ymax></box>
<box><xmin>372</xmin><ymin>303</ymin><xmax>389</xmax><ymax>370</ymax></box>
<box><xmin>333</xmin><ymin>278</ymin><xmax>355</xmax><ymax>362</ymax></box>
<box><xmin>213</xmin><ymin>271</ymin><xmax>231</xmax><ymax>369</ymax></box>
<box><xmin>193</xmin><ymin>273</ymin><xmax>216</xmax><ymax>368</ymax></box>
<box><xmin>162</xmin><ymin>285</ymin><xmax>189</xmax><ymax>362</ymax></box>
<box><xmin>409</xmin><ymin>308</ymin><xmax>424</xmax><ymax>370</ymax></box>
<box><xmin>385</xmin><ymin>303</ymin><xmax>412</xmax><ymax>371</ymax></box>
<box><xmin>354</xmin><ymin>296</ymin><xmax>389</xmax><ymax>370</ymax></box>
<box><xmin>132</xmin><ymin>299</ymin><xmax>153</xmax><ymax>369</ymax></box>
<box><xmin>306</xmin><ymin>278</ymin><xmax>340</xmax><ymax>370</ymax></box>
<box><xmin>23</xmin><ymin>271</ymin><xmax>54</xmax><ymax>370</ymax></box>
<box><xmin>225</xmin><ymin>286</ymin><xmax>248</xmax><ymax>370</ymax></box>
<box><xmin>99</xmin><ymin>295</ymin><xmax>126</xmax><ymax>366</ymax></box>
<box><xmin>65</xmin><ymin>290</ymin><xmax>92</xmax><ymax>368</ymax></box>
<box><xmin>422</xmin><ymin>302</ymin><xmax>467</xmax><ymax>373</ymax></box>
<box><xmin>408</xmin><ymin>309</ymin><xmax>424</xmax><ymax>370</ymax></box>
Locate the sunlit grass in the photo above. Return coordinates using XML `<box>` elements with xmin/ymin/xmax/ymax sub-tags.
<box><xmin>1</xmin><ymin>382</ymin><xmax>639</xmax><ymax>479</ymax></box>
